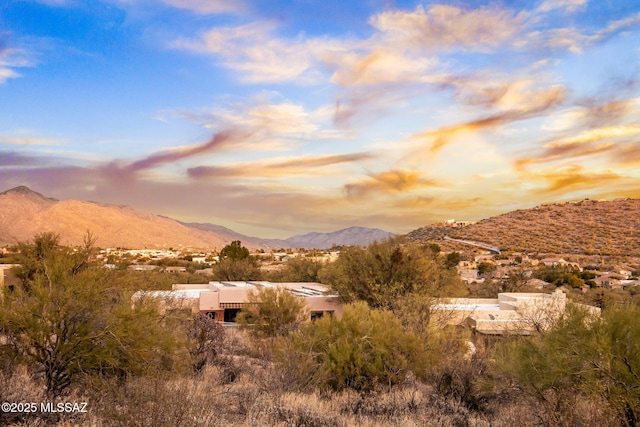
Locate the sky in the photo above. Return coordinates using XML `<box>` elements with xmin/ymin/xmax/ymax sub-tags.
<box><xmin>1</xmin><ymin>0</ymin><xmax>639</xmax><ymax>238</ymax></box>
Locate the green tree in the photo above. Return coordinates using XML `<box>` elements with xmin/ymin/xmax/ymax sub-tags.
<box><xmin>477</xmin><ymin>261</ymin><xmax>496</xmax><ymax>278</ymax></box>
<box><xmin>494</xmin><ymin>305</ymin><xmax>596</xmax><ymax>426</ymax></box>
<box><xmin>444</xmin><ymin>252</ymin><xmax>461</xmax><ymax>269</ymax></box>
<box><xmin>319</xmin><ymin>238</ymin><xmax>463</xmax><ymax>310</ymax></box>
<box><xmin>219</xmin><ymin>240</ymin><xmax>250</xmax><ymax>261</ymax></box>
<box><xmin>271</xmin><ymin>256</ymin><xmax>325</xmax><ymax>282</ymax></box>
<box><xmin>213</xmin><ymin>241</ymin><xmax>261</xmax><ymax>281</ymax></box>
<box><xmin>236</xmin><ymin>286</ymin><xmax>307</xmax><ymax>338</ymax></box>
<box><xmin>0</xmin><ymin>234</ymin><xmax>187</xmax><ymax>396</ymax></box>
<box><xmin>211</xmin><ymin>257</ymin><xmax>261</xmax><ymax>281</ymax></box>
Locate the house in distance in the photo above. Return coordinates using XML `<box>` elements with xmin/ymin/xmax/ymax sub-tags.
<box><xmin>132</xmin><ymin>281</ymin><xmax>344</xmax><ymax>323</ymax></box>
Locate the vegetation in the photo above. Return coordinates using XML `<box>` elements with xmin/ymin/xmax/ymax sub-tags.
<box><xmin>211</xmin><ymin>240</ymin><xmax>261</xmax><ymax>281</ymax></box>
<box><xmin>3</xmin><ymin>232</ymin><xmax>640</xmax><ymax>426</ymax></box>
<box><xmin>0</xmin><ymin>232</ymin><xmax>188</xmax><ymax>396</ymax></box>
<box><xmin>236</xmin><ymin>286</ymin><xmax>308</xmax><ymax>338</ymax></box>
<box><xmin>275</xmin><ymin>302</ymin><xmax>427</xmax><ymax>392</ymax></box>
<box><xmin>319</xmin><ymin>238</ymin><xmax>463</xmax><ymax>310</ymax></box>
<box><xmin>495</xmin><ymin>304</ymin><xmax>640</xmax><ymax>426</ymax></box>
<box><xmin>408</xmin><ymin>198</ymin><xmax>640</xmax><ymax>256</ymax></box>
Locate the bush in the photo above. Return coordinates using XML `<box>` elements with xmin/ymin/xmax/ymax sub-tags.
<box><xmin>0</xmin><ymin>233</ymin><xmax>189</xmax><ymax>396</ymax></box>
<box><xmin>236</xmin><ymin>286</ymin><xmax>308</xmax><ymax>339</ymax></box>
<box><xmin>275</xmin><ymin>302</ymin><xmax>426</xmax><ymax>392</ymax></box>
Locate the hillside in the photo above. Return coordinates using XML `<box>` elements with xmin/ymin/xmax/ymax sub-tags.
<box><xmin>0</xmin><ymin>186</ymin><xmax>394</xmax><ymax>250</ymax></box>
<box><xmin>0</xmin><ymin>186</ymin><xmax>235</xmax><ymax>249</ymax></box>
<box><xmin>407</xmin><ymin>199</ymin><xmax>640</xmax><ymax>256</ymax></box>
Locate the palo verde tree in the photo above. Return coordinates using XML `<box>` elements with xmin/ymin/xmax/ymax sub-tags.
<box><xmin>0</xmin><ymin>232</ymin><xmax>187</xmax><ymax>396</ymax></box>
<box><xmin>495</xmin><ymin>303</ymin><xmax>640</xmax><ymax>426</ymax></box>
<box><xmin>319</xmin><ymin>238</ymin><xmax>464</xmax><ymax>310</ymax></box>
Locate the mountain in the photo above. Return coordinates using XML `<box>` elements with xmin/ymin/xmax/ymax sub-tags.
<box><xmin>0</xmin><ymin>186</ymin><xmax>241</xmax><ymax>249</ymax></box>
<box><xmin>0</xmin><ymin>186</ymin><xmax>394</xmax><ymax>250</ymax></box>
<box><xmin>179</xmin><ymin>221</ymin><xmax>289</xmax><ymax>248</ymax></box>
<box><xmin>283</xmin><ymin>226</ymin><xmax>395</xmax><ymax>249</ymax></box>
<box><xmin>407</xmin><ymin>198</ymin><xmax>640</xmax><ymax>256</ymax></box>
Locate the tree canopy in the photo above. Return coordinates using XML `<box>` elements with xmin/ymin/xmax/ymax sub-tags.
<box><xmin>0</xmin><ymin>232</ymin><xmax>187</xmax><ymax>396</ymax></box>
<box><xmin>319</xmin><ymin>238</ymin><xmax>464</xmax><ymax>310</ymax></box>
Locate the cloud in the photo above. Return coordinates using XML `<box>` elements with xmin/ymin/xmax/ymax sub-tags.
<box><xmin>369</xmin><ymin>4</ymin><xmax>526</xmax><ymax>52</ymax></box>
<box><xmin>344</xmin><ymin>169</ymin><xmax>441</xmax><ymax>200</ymax></box>
<box><xmin>537</xmin><ymin>0</ymin><xmax>588</xmax><ymax>14</ymax></box>
<box><xmin>610</xmin><ymin>142</ymin><xmax>640</xmax><ymax>166</ymax></box>
<box><xmin>0</xmin><ymin>151</ymin><xmax>51</xmax><ymax>167</ymax></box>
<box><xmin>413</xmin><ymin>84</ymin><xmax>567</xmax><ymax>154</ymax></box>
<box><xmin>162</xmin><ymin>0</ymin><xmax>244</xmax><ymax>14</ymax></box>
<box><xmin>172</xmin><ymin>22</ymin><xmax>339</xmax><ymax>84</ymax></box>
<box><xmin>327</xmin><ymin>48</ymin><xmax>440</xmax><ymax>87</ymax></box>
<box><xmin>188</xmin><ymin>152</ymin><xmax>374</xmax><ymax>179</ymax></box>
<box><xmin>0</xmin><ymin>44</ymin><xmax>33</xmax><ymax>84</ymax></box>
<box><xmin>522</xmin><ymin>11</ymin><xmax>640</xmax><ymax>53</ymax></box>
<box><xmin>108</xmin><ymin>130</ymin><xmax>243</xmax><ymax>177</ymax></box>
<box><xmin>580</xmin><ymin>99</ymin><xmax>632</xmax><ymax>128</ymax></box>
<box><xmin>189</xmin><ymin>101</ymin><xmax>322</xmax><ymax>136</ymax></box>
<box><xmin>0</xmin><ymin>135</ymin><xmax>62</xmax><ymax>146</ymax></box>
<box><xmin>532</xmin><ymin>165</ymin><xmax>622</xmax><ymax>195</ymax></box>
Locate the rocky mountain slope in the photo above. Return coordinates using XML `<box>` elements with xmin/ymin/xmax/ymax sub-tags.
<box><xmin>407</xmin><ymin>199</ymin><xmax>640</xmax><ymax>256</ymax></box>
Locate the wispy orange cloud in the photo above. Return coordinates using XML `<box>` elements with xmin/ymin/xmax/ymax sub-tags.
<box><xmin>188</xmin><ymin>152</ymin><xmax>374</xmax><ymax>179</ymax></box>
<box><xmin>523</xmin><ymin>165</ymin><xmax>623</xmax><ymax>195</ymax></box>
<box><xmin>344</xmin><ymin>169</ymin><xmax>441</xmax><ymax>200</ymax></box>
<box><xmin>612</xmin><ymin>142</ymin><xmax>640</xmax><ymax>166</ymax></box>
<box><xmin>123</xmin><ymin>130</ymin><xmax>242</xmax><ymax>174</ymax></box>
<box><xmin>413</xmin><ymin>84</ymin><xmax>566</xmax><ymax>154</ymax></box>
<box><xmin>515</xmin><ymin>122</ymin><xmax>640</xmax><ymax>170</ymax></box>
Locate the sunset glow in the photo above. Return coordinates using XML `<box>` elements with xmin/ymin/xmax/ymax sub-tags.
<box><xmin>1</xmin><ymin>0</ymin><xmax>639</xmax><ymax>237</ymax></box>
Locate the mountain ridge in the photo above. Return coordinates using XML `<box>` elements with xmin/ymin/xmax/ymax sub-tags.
<box><xmin>0</xmin><ymin>186</ymin><xmax>394</xmax><ymax>249</ymax></box>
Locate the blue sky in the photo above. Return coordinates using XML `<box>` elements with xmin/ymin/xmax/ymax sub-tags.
<box><xmin>1</xmin><ymin>0</ymin><xmax>639</xmax><ymax>238</ymax></box>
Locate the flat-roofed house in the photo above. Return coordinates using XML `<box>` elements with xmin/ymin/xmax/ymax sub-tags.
<box><xmin>431</xmin><ymin>290</ymin><xmax>599</xmax><ymax>335</ymax></box>
<box><xmin>132</xmin><ymin>281</ymin><xmax>343</xmax><ymax>323</ymax></box>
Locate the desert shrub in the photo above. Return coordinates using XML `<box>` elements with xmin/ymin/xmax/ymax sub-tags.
<box><xmin>275</xmin><ymin>302</ymin><xmax>426</xmax><ymax>393</ymax></box>
<box><xmin>236</xmin><ymin>286</ymin><xmax>308</xmax><ymax>339</ymax></box>
<box><xmin>186</xmin><ymin>313</ymin><xmax>225</xmax><ymax>374</ymax></box>
<box><xmin>493</xmin><ymin>303</ymin><xmax>640</xmax><ymax>426</ymax></box>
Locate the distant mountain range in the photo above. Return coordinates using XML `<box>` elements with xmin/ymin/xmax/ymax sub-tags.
<box><xmin>0</xmin><ymin>186</ymin><xmax>393</xmax><ymax>250</ymax></box>
<box><xmin>407</xmin><ymin>198</ymin><xmax>640</xmax><ymax>256</ymax></box>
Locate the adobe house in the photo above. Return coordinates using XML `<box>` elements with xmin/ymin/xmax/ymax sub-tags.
<box><xmin>431</xmin><ymin>290</ymin><xmax>600</xmax><ymax>336</ymax></box>
<box><xmin>132</xmin><ymin>281</ymin><xmax>344</xmax><ymax>323</ymax></box>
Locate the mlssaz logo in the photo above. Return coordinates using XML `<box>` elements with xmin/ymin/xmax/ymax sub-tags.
<box><xmin>40</xmin><ymin>402</ymin><xmax>88</xmax><ymax>413</ymax></box>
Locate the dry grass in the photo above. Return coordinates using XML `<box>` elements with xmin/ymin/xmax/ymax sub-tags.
<box><xmin>0</xmin><ymin>324</ymin><xmax>621</xmax><ymax>427</ymax></box>
<box><xmin>0</xmin><ymin>361</ymin><xmax>619</xmax><ymax>427</ymax></box>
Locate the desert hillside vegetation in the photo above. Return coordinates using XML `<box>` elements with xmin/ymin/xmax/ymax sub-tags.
<box><xmin>407</xmin><ymin>198</ymin><xmax>640</xmax><ymax>256</ymax></box>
